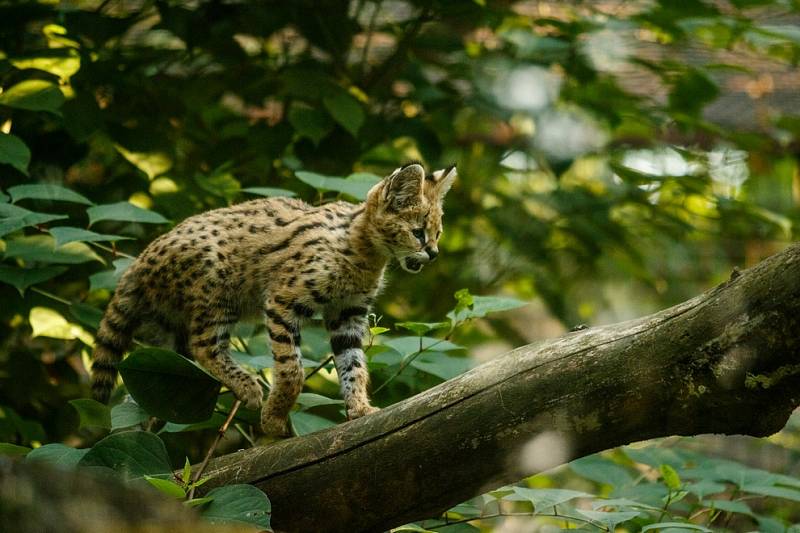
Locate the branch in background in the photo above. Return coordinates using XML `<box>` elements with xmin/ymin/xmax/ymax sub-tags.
<box><xmin>195</xmin><ymin>243</ymin><xmax>800</xmax><ymax>532</ymax></box>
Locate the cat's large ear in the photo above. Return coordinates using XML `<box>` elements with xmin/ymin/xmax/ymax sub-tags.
<box><xmin>431</xmin><ymin>165</ymin><xmax>457</xmax><ymax>199</ymax></box>
<box><xmin>382</xmin><ymin>163</ymin><xmax>424</xmax><ymax>210</ymax></box>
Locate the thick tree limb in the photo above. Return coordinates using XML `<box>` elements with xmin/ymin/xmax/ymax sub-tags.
<box><xmin>199</xmin><ymin>243</ymin><xmax>800</xmax><ymax>532</ymax></box>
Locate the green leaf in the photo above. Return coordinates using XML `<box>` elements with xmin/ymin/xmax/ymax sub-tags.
<box><xmin>0</xmin><ymin>265</ymin><xmax>66</xmax><ymax>295</ymax></box>
<box><xmin>114</xmin><ymin>144</ymin><xmax>173</xmax><ymax>180</ymax></box>
<box><xmin>118</xmin><ymin>348</ymin><xmax>221</xmax><ymax>423</ymax></box>
<box><xmin>295</xmin><ymin>392</ymin><xmax>343</xmax><ymax>410</ymax></box>
<box><xmin>379</xmin><ymin>336</ymin><xmax>465</xmax><ymax>358</ymax></box>
<box><xmin>570</xmin><ymin>455</ymin><xmax>635</xmax><ymax>487</ymax></box>
<box><xmin>26</xmin><ymin>443</ymin><xmax>88</xmax><ymax>468</ymax></box>
<box><xmin>447</xmin><ymin>294</ymin><xmax>528</xmax><ymax>323</ymax></box>
<box><xmin>323</xmin><ymin>91</ymin><xmax>364</xmax><ymax>136</ymax></box>
<box><xmin>295</xmin><ymin>171</ymin><xmax>380</xmax><ymax>201</ymax></box>
<box><xmin>668</xmin><ymin>67</ymin><xmax>719</xmax><ymax>117</ymax></box>
<box><xmin>87</xmin><ymin>202</ymin><xmax>169</xmax><ymax>226</ymax></box>
<box><xmin>9</xmin><ymin>184</ymin><xmax>93</xmax><ymax>205</ymax></box>
<box><xmin>110</xmin><ymin>401</ymin><xmax>150</xmax><ymax>430</ymax></box>
<box><xmin>509</xmin><ymin>487</ymin><xmax>592</xmax><ymax>510</ymax></box>
<box><xmin>701</xmin><ymin>499</ymin><xmax>753</xmax><ymax>516</ymax></box>
<box><xmin>641</xmin><ymin>523</ymin><xmax>712</xmax><ymax>532</ymax></box>
<box><xmin>0</xmin><ymin>442</ymin><xmax>31</xmax><ymax>457</ymax></box>
<box><xmin>290</xmin><ymin>411</ymin><xmax>336</xmax><ymax>436</ymax></box>
<box><xmin>89</xmin><ymin>257</ymin><xmax>133</xmax><ymax>292</ymax></box>
<box><xmin>241</xmin><ymin>187</ymin><xmax>297</xmax><ymax>198</ymax></box>
<box><xmin>49</xmin><ymin>227</ymin><xmax>132</xmax><ymax>247</ymax></box>
<box><xmin>201</xmin><ymin>484</ymin><xmax>271</xmax><ymax>531</ymax></box>
<box><xmin>68</xmin><ymin>302</ymin><xmax>103</xmax><ymax>330</ymax></box>
<box><xmin>185</xmin><ymin>497</ymin><xmax>214</xmax><ymax>508</ymax></box>
<box><xmin>10</xmin><ymin>51</ymin><xmax>81</xmax><ymax>79</ymax></box>
<box><xmin>195</xmin><ymin>169</ymin><xmax>241</xmax><ymax>202</ymax></box>
<box><xmin>3</xmin><ymin>235</ymin><xmax>104</xmax><ymax>264</ymax></box>
<box><xmin>79</xmin><ymin>430</ymin><xmax>172</xmax><ymax>480</ymax></box>
<box><xmin>145</xmin><ymin>475</ymin><xmax>187</xmax><ymax>498</ymax></box>
<box><xmin>0</xmin><ymin>133</ymin><xmax>31</xmax><ymax>174</ymax></box>
<box><xmin>395</xmin><ymin>321</ymin><xmax>451</xmax><ymax>336</ymax></box>
<box><xmin>0</xmin><ymin>79</ymin><xmax>65</xmax><ymax>112</ymax></box>
<box><xmin>288</xmin><ymin>103</ymin><xmax>333</xmax><ymax>145</ymax></box>
<box><xmin>661</xmin><ymin>463</ymin><xmax>682</xmax><ymax>490</ymax></box>
<box><xmin>160</xmin><ymin>413</ymin><xmax>226</xmax><ymax>433</ymax></box>
<box><xmin>410</xmin><ymin>352</ymin><xmax>472</xmax><ymax>380</ymax></box>
<box><xmin>0</xmin><ymin>204</ymin><xmax>67</xmax><ymax>237</ymax></box>
<box><xmin>575</xmin><ymin>509</ymin><xmax>641</xmax><ymax>530</ymax></box>
<box><xmin>69</xmin><ymin>398</ymin><xmax>112</xmax><ymax>430</ymax></box>
<box><xmin>182</xmin><ymin>457</ymin><xmax>192</xmax><ymax>486</ymax></box>
<box><xmin>744</xmin><ymin>485</ymin><xmax>800</xmax><ymax>502</ymax></box>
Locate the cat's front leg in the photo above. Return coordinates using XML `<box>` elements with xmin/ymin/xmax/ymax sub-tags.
<box><xmin>324</xmin><ymin>305</ymin><xmax>379</xmax><ymax>419</ymax></box>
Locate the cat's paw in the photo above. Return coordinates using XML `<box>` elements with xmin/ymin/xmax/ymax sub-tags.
<box><xmin>347</xmin><ymin>404</ymin><xmax>380</xmax><ymax>420</ymax></box>
<box><xmin>260</xmin><ymin>413</ymin><xmax>291</xmax><ymax>438</ymax></box>
<box><xmin>233</xmin><ymin>376</ymin><xmax>263</xmax><ymax>410</ymax></box>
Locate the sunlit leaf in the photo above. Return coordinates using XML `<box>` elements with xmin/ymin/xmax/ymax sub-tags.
<box><xmin>10</xmin><ymin>50</ymin><xmax>81</xmax><ymax>79</ymax></box>
<box><xmin>30</xmin><ymin>306</ymin><xmax>93</xmax><ymax>344</ymax></box>
<box><xmin>114</xmin><ymin>145</ymin><xmax>173</xmax><ymax>179</ymax></box>
<box><xmin>0</xmin><ymin>79</ymin><xmax>64</xmax><ymax>112</ymax></box>
<box><xmin>145</xmin><ymin>476</ymin><xmax>187</xmax><ymax>498</ymax></box>
<box><xmin>295</xmin><ymin>392</ymin><xmax>343</xmax><ymax>410</ymax></box>
<box><xmin>660</xmin><ymin>463</ymin><xmax>682</xmax><ymax>490</ymax></box>
<box><xmin>4</xmin><ymin>235</ymin><xmax>104</xmax><ymax>264</ymax></box>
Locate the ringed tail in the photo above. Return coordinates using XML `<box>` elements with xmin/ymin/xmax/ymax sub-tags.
<box><xmin>90</xmin><ymin>294</ymin><xmax>136</xmax><ymax>403</ymax></box>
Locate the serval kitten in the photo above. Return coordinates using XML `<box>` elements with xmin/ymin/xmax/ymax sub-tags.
<box><xmin>90</xmin><ymin>163</ymin><xmax>456</xmax><ymax>437</ymax></box>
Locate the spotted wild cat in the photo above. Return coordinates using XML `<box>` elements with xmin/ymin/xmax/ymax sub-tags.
<box><xmin>90</xmin><ymin>163</ymin><xmax>456</xmax><ymax>437</ymax></box>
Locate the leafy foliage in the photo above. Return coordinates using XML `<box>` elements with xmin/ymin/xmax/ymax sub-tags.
<box><xmin>1</xmin><ymin>0</ymin><xmax>799</xmax><ymax>530</ymax></box>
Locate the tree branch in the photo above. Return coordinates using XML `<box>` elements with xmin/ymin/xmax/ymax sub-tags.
<box><xmin>198</xmin><ymin>243</ymin><xmax>800</xmax><ymax>532</ymax></box>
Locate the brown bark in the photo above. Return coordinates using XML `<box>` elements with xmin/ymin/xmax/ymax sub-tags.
<box><xmin>198</xmin><ymin>242</ymin><xmax>800</xmax><ymax>533</ymax></box>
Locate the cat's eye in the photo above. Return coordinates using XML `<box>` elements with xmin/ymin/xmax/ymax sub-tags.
<box><xmin>412</xmin><ymin>228</ymin><xmax>426</xmax><ymax>241</ymax></box>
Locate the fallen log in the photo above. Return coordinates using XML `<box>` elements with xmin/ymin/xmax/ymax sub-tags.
<box><xmin>199</xmin><ymin>242</ymin><xmax>800</xmax><ymax>532</ymax></box>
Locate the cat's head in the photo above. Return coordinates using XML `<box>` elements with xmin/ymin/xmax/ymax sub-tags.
<box><xmin>366</xmin><ymin>162</ymin><xmax>456</xmax><ymax>273</ymax></box>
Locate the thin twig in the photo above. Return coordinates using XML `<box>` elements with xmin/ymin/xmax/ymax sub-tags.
<box><xmin>187</xmin><ymin>400</ymin><xmax>241</xmax><ymax>499</ymax></box>
<box><xmin>425</xmin><ymin>511</ymin><xmax>608</xmax><ymax>531</ymax></box>
<box><xmin>29</xmin><ymin>286</ymin><xmax>72</xmax><ymax>305</ymax></box>
<box><xmin>88</xmin><ymin>241</ymin><xmax>137</xmax><ymax>260</ymax></box>
<box><xmin>306</xmin><ymin>355</ymin><xmax>334</xmax><ymax>380</ymax></box>
<box><xmin>359</xmin><ymin>0</ymin><xmax>382</xmax><ymax>77</ymax></box>
<box><xmin>372</xmin><ymin>337</ymin><xmax>447</xmax><ymax>395</ymax></box>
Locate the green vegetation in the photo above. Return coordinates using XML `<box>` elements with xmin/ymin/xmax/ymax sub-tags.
<box><xmin>1</xmin><ymin>0</ymin><xmax>799</xmax><ymax>531</ymax></box>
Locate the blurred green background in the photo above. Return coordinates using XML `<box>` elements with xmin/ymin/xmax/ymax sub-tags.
<box><xmin>1</xmin><ymin>0</ymin><xmax>800</xmax><ymax>531</ymax></box>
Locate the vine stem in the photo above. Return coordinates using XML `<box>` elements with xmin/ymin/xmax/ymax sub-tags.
<box><xmin>306</xmin><ymin>355</ymin><xmax>333</xmax><ymax>380</ymax></box>
<box><xmin>188</xmin><ymin>399</ymin><xmax>241</xmax><ymax>499</ymax></box>
<box><xmin>372</xmin><ymin>337</ymin><xmax>448</xmax><ymax>395</ymax></box>
<box><xmin>425</xmin><ymin>511</ymin><xmax>608</xmax><ymax>531</ymax></box>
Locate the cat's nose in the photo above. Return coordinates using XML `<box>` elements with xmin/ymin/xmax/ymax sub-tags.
<box><xmin>425</xmin><ymin>247</ymin><xmax>439</xmax><ymax>261</ymax></box>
